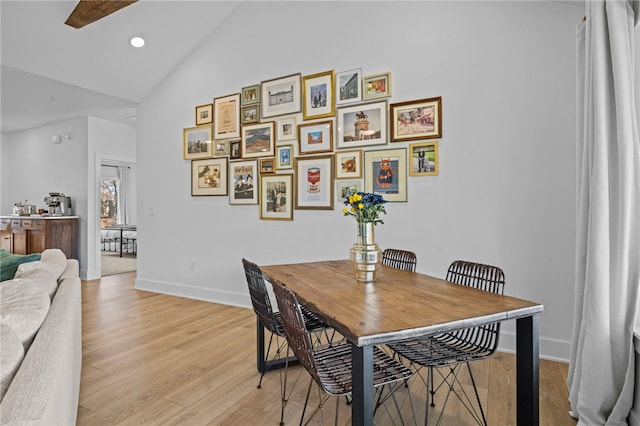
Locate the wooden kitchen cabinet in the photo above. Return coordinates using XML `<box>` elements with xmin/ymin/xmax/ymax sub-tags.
<box><xmin>1</xmin><ymin>217</ymin><xmax>78</xmax><ymax>259</ymax></box>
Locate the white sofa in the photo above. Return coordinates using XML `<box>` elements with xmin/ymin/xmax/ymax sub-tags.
<box><xmin>0</xmin><ymin>249</ymin><xmax>81</xmax><ymax>426</ymax></box>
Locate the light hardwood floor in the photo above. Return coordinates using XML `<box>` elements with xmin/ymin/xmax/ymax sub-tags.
<box><xmin>78</xmin><ymin>272</ymin><xmax>578</xmax><ymax>425</ymax></box>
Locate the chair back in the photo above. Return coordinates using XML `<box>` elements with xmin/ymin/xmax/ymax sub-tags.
<box><xmin>446</xmin><ymin>260</ymin><xmax>505</xmax><ymax>352</ymax></box>
<box><xmin>242</xmin><ymin>258</ymin><xmax>281</xmax><ymax>335</ymax></box>
<box><xmin>382</xmin><ymin>248</ymin><xmax>417</xmax><ymax>272</ymax></box>
<box><xmin>271</xmin><ymin>279</ymin><xmax>321</xmax><ymax>385</ymax></box>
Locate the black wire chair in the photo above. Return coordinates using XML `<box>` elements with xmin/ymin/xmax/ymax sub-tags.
<box><xmin>241</xmin><ymin>258</ymin><xmax>331</xmax><ymax>425</ymax></box>
<box><xmin>388</xmin><ymin>260</ymin><xmax>505</xmax><ymax>426</ymax></box>
<box><xmin>382</xmin><ymin>248</ymin><xmax>417</xmax><ymax>272</ymax></box>
<box><xmin>271</xmin><ymin>278</ymin><xmax>415</xmax><ymax>426</ymax></box>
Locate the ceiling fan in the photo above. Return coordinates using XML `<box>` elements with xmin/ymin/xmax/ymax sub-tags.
<box><xmin>65</xmin><ymin>0</ymin><xmax>138</xmax><ymax>29</ymax></box>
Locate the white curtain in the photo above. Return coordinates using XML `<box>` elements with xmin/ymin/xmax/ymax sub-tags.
<box><xmin>568</xmin><ymin>1</ymin><xmax>640</xmax><ymax>425</ymax></box>
<box><xmin>116</xmin><ymin>165</ymin><xmax>132</xmax><ymax>225</ymax></box>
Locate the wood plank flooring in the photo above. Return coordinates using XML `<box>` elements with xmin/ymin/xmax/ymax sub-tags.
<box><xmin>78</xmin><ymin>272</ymin><xmax>578</xmax><ymax>425</ymax></box>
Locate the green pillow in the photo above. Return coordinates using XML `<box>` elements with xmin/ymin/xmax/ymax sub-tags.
<box><xmin>0</xmin><ymin>249</ymin><xmax>41</xmax><ymax>282</ymax></box>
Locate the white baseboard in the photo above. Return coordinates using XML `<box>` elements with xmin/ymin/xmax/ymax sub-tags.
<box><xmin>134</xmin><ymin>277</ymin><xmax>251</xmax><ymax>309</ymax></box>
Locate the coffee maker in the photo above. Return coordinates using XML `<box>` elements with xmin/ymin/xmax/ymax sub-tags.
<box><xmin>44</xmin><ymin>192</ymin><xmax>72</xmax><ymax>216</ymax></box>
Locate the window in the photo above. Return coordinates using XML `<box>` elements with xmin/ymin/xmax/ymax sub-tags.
<box><xmin>101</xmin><ymin>178</ymin><xmax>119</xmax><ymax>228</ymax></box>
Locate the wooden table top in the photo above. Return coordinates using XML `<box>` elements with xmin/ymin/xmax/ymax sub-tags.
<box><xmin>261</xmin><ymin>259</ymin><xmax>543</xmax><ymax>346</ymax></box>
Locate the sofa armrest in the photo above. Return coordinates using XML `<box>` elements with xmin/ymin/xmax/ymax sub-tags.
<box><xmin>0</xmin><ymin>277</ymin><xmax>81</xmax><ymax>426</ymax></box>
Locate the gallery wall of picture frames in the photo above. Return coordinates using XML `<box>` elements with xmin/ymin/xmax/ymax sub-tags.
<box><xmin>182</xmin><ymin>68</ymin><xmax>442</xmax><ymax>221</ymax></box>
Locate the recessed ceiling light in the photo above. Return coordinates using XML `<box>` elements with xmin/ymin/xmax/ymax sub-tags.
<box><xmin>130</xmin><ymin>36</ymin><xmax>145</xmax><ymax>48</ymax></box>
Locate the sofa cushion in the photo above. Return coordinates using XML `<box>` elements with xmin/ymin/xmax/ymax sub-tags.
<box><xmin>0</xmin><ymin>250</ymin><xmax>41</xmax><ymax>282</ymax></box>
<box><xmin>10</xmin><ymin>269</ymin><xmax>58</xmax><ymax>299</ymax></box>
<box><xmin>14</xmin><ymin>249</ymin><xmax>67</xmax><ymax>281</ymax></box>
<box><xmin>0</xmin><ymin>281</ymin><xmax>50</xmax><ymax>349</ymax></box>
<box><xmin>0</xmin><ymin>324</ymin><xmax>25</xmax><ymax>401</ymax></box>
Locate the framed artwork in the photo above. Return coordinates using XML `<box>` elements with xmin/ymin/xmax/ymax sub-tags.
<box><xmin>336</xmin><ymin>100</ymin><xmax>387</xmax><ymax>149</ymax></box>
<box><xmin>241</xmin><ymin>84</ymin><xmax>260</xmax><ymax>106</ymax></box>
<box><xmin>260</xmin><ymin>158</ymin><xmax>275</xmax><ymax>174</ymax></box>
<box><xmin>241</xmin><ymin>121</ymin><xmax>275</xmax><ymax>159</ymax></box>
<box><xmin>229</xmin><ymin>140</ymin><xmax>242</xmax><ymax>159</ymax></box>
<box><xmin>229</xmin><ymin>160</ymin><xmax>258</xmax><ymax>205</ymax></box>
<box><xmin>295</xmin><ymin>155</ymin><xmax>334</xmax><ymax>210</ymax></box>
<box><xmin>195</xmin><ymin>103</ymin><xmax>213</xmax><ymax>125</ymax></box>
<box><xmin>363</xmin><ymin>72</ymin><xmax>392</xmax><ymax>100</ymax></box>
<box><xmin>409</xmin><ymin>141</ymin><xmax>439</xmax><ymax>176</ymax></box>
<box><xmin>364</xmin><ymin>148</ymin><xmax>407</xmax><ymax>202</ymax></box>
<box><xmin>191</xmin><ymin>157</ymin><xmax>228</xmax><ymax>196</ymax></box>
<box><xmin>276</xmin><ymin>116</ymin><xmax>297</xmax><ymax>141</ymax></box>
<box><xmin>336</xmin><ymin>68</ymin><xmax>362</xmax><ymax>105</ymax></box>
<box><xmin>183</xmin><ymin>125</ymin><xmax>212</xmax><ymax>160</ymax></box>
<box><xmin>335</xmin><ymin>179</ymin><xmax>363</xmax><ymax>203</ymax></box>
<box><xmin>335</xmin><ymin>149</ymin><xmax>362</xmax><ymax>179</ymax></box>
<box><xmin>214</xmin><ymin>93</ymin><xmax>241</xmax><ymax>139</ymax></box>
<box><xmin>302</xmin><ymin>70</ymin><xmax>335</xmax><ymax>120</ymax></box>
<box><xmin>297</xmin><ymin>120</ymin><xmax>333</xmax><ymax>155</ymax></box>
<box><xmin>213</xmin><ymin>140</ymin><xmax>229</xmax><ymax>157</ymax></box>
<box><xmin>261</xmin><ymin>73</ymin><xmax>302</xmax><ymax>118</ymax></box>
<box><xmin>276</xmin><ymin>145</ymin><xmax>293</xmax><ymax>170</ymax></box>
<box><xmin>260</xmin><ymin>174</ymin><xmax>293</xmax><ymax>220</ymax></box>
<box><xmin>241</xmin><ymin>105</ymin><xmax>260</xmax><ymax>124</ymax></box>
<box><xmin>390</xmin><ymin>96</ymin><xmax>442</xmax><ymax>142</ymax></box>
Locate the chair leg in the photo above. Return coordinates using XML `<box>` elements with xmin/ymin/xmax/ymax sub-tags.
<box><xmin>466</xmin><ymin>362</ymin><xmax>487</xmax><ymax>426</ymax></box>
<box><xmin>258</xmin><ymin>333</ymin><xmax>276</xmax><ymax>388</ymax></box>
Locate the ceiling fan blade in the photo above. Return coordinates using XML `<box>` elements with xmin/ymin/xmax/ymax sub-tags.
<box><xmin>65</xmin><ymin>0</ymin><xmax>138</xmax><ymax>29</ymax></box>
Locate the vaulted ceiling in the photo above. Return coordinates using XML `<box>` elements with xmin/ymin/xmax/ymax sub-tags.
<box><xmin>1</xmin><ymin>0</ymin><xmax>241</xmax><ymax>134</ymax></box>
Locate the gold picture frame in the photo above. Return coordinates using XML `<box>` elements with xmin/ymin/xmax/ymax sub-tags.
<box><xmin>191</xmin><ymin>157</ymin><xmax>228</xmax><ymax>196</ymax></box>
<box><xmin>195</xmin><ymin>103</ymin><xmax>213</xmax><ymax>125</ymax></box>
<box><xmin>213</xmin><ymin>93</ymin><xmax>241</xmax><ymax>140</ymax></box>
<box><xmin>409</xmin><ymin>141</ymin><xmax>439</xmax><ymax>176</ymax></box>
<box><xmin>260</xmin><ymin>174</ymin><xmax>294</xmax><ymax>220</ymax></box>
<box><xmin>183</xmin><ymin>125</ymin><xmax>212</xmax><ymax>160</ymax></box>
<box><xmin>364</xmin><ymin>148</ymin><xmax>407</xmax><ymax>202</ymax></box>
<box><xmin>302</xmin><ymin>70</ymin><xmax>335</xmax><ymax>120</ymax></box>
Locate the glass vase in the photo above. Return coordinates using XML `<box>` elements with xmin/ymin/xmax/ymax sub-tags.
<box><xmin>350</xmin><ymin>221</ymin><xmax>382</xmax><ymax>282</ymax></box>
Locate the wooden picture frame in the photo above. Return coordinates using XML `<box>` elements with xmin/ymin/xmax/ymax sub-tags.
<box><xmin>336</xmin><ymin>101</ymin><xmax>387</xmax><ymax>149</ymax></box>
<box><xmin>363</xmin><ymin>72</ymin><xmax>392</xmax><ymax>100</ymax></box>
<box><xmin>295</xmin><ymin>155</ymin><xmax>334</xmax><ymax>210</ymax></box>
<box><xmin>390</xmin><ymin>96</ymin><xmax>442</xmax><ymax>142</ymax></box>
<box><xmin>241</xmin><ymin>104</ymin><xmax>260</xmax><ymax>125</ymax></box>
<box><xmin>229</xmin><ymin>159</ymin><xmax>258</xmax><ymax>205</ymax></box>
<box><xmin>336</xmin><ymin>68</ymin><xmax>362</xmax><ymax>105</ymax></box>
<box><xmin>302</xmin><ymin>70</ymin><xmax>335</xmax><ymax>120</ymax></box>
<box><xmin>276</xmin><ymin>145</ymin><xmax>293</xmax><ymax>170</ymax></box>
<box><xmin>213</xmin><ymin>140</ymin><xmax>229</xmax><ymax>157</ymax></box>
<box><xmin>335</xmin><ymin>149</ymin><xmax>362</xmax><ymax>179</ymax></box>
<box><xmin>261</xmin><ymin>73</ymin><xmax>302</xmax><ymax>118</ymax></box>
<box><xmin>214</xmin><ymin>93</ymin><xmax>241</xmax><ymax>140</ymax></box>
<box><xmin>260</xmin><ymin>174</ymin><xmax>294</xmax><ymax>220</ymax></box>
<box><xmin>297</xmin><ymin>120</ymin><xmax>333</xmax><ymax>155</ymax></box>
<box><xmin>241</xmin><ymin>121</ymin><xmax>275</xmax><ymax>159</ymax></box>
<box><xmin>260</xmin><ymin>158</ymin><xmax>275</xmax><ymax>174</ymax></box>
<box><xmin>195</xmin><ymin>103</ymin><xmax>213</xmax><ymax>125</ymax></box>
<box><xmin>241</xmin><ymin>84</ymin><xmax>260</xmax><ymax>106</ymax></box>
<box><xmin>409</xmin><ymin>141</ymin><xmax>439</xmax><ymax>176</ymax></box>
<box><xmin>364</xmin><ymin>148</ymin><xmax>407</xmax><ymax>202</ymax></box>
<box><xmin>191</xmin><ymin>157</ymin><xmax>228</xmax><ymax>196</ymax></box>
<box><xmin>183</xmin><ymin>125</ymin><xmax>212</xmax><ymax>160</ymax></box>
<box><xmin>336</xmin><ymin>179</ymin><xmax>363</xmax><ymax>203</ymax></box>
<box><xmin>229</xmin><ymin>140</ymin><xmax>242</xmax><ymax>159</ymax></box>
<box><xmin>276</xmin><ymin>116</ymin><xmax>297</xmax><ymax>141</ymax></box>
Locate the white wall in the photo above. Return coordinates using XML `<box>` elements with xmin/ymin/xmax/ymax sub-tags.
<box><xmin>136</xmin><ymin>1</ymin><xmax>581</xmax><ymax>361</ymax></box>
<box><xmin>0</xmin><ymin>116</ymin><xmax>135</xmax><ymax>279</ymax></box>
<box><xmin>86</xmin><ymin>117</ymin><xmax>136</xmax><ymax>279</ymax></box>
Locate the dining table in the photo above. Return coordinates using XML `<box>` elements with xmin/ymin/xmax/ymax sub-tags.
<box><xmin>260</xmin><ymin>259</ymin><xmax>544</xmax><ymax>426</ymax></box>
